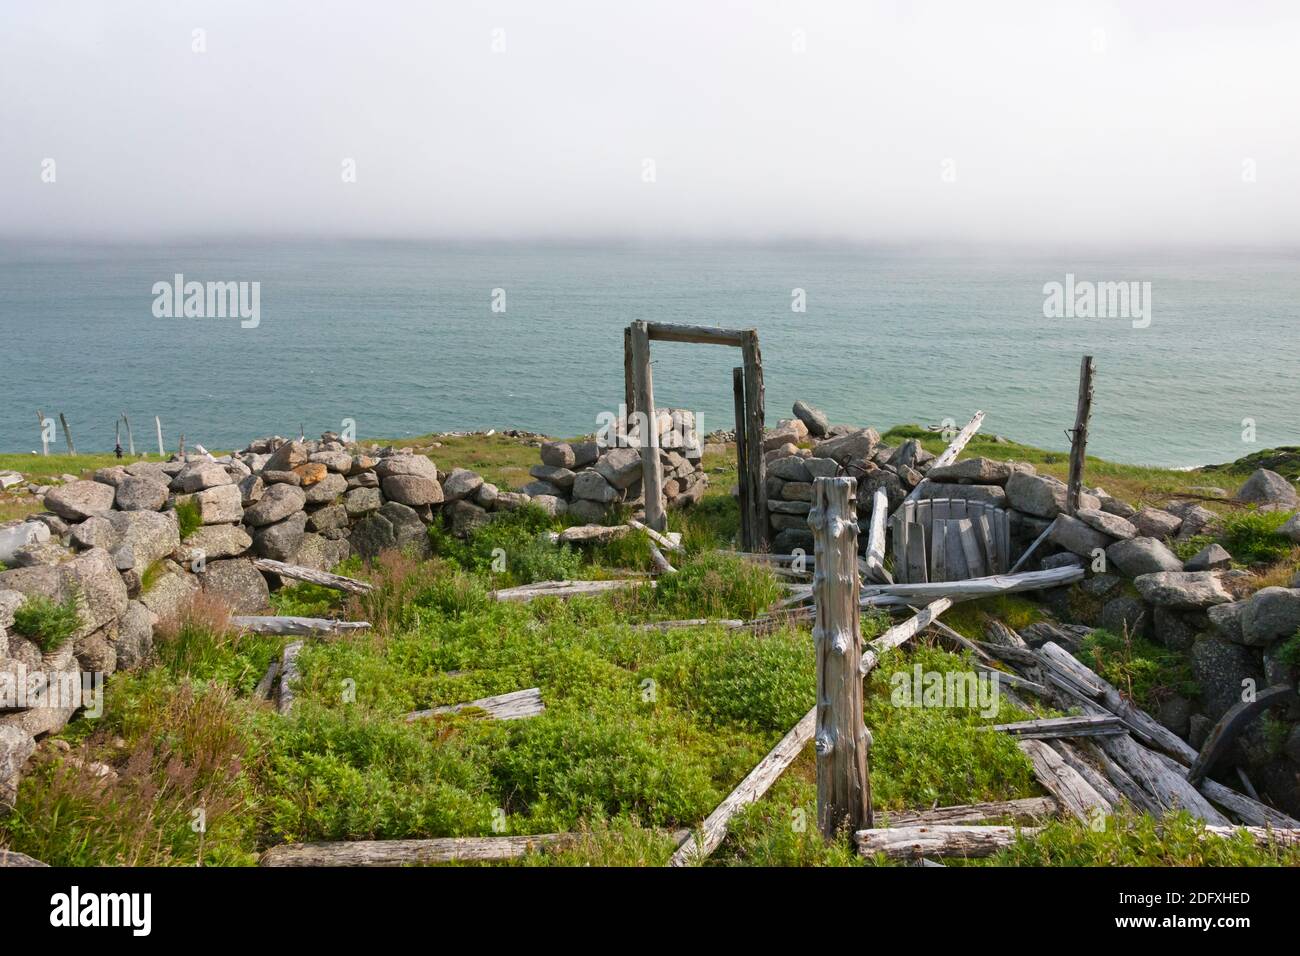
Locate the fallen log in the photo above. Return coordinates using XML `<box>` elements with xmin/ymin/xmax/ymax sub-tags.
<box><xmin>879</xmin><ymin>797</ymin><xmax>1059</xmax><ymax>828</ymax></box>
<box><xmin>261</xmin><ymin>832</ymin><xmax>577</xmax><ymax>867</ymax></box>
<box><xmin>1145</xmin><ymin>748</ymin><xmax>1300</xmax><ymax>829</ymax></box>
<box><xmin>1018</xmin><ymin>739</ymin><xmax>1113</xmax><ymax>822</ymax></box>
<box><xmin>276</xmin><ymin>641</ymin><xmax>303</xmax><ymax>716</ymax></box>
<box><xmin>628</xmin><ymin>519</ymin><xmax>685</xmax><ymax>553</ymax></box>
<box><xmin>406</xmin><ymin>687</ymin><xmax>544</xmax><ymax>722</ymax></box>
<box><xmin>490</xmin><ymin>579</ymin><xmax>651</xmax><ymax>602</ymax></box>
<box><xmin>1048</xmin><ymin>740</ymin><xmax>1125</xmax><ymax>809</ymax></box>
<box><xmin>1096</xmin><ymin>733</ymin><xmax>1229</xmax><ymax>825</ymax></box>
<box><xmin>251</xmin><ymin>559</ymin><xmax>374</xmax><ymax>594</ymax></box>
<box><xmin>230</xmin><ymin>616</ymin><xmax>372</xmax><ymax>637</ymax></box>
<box><xmin>863</xmin><ymin>487</ymin><xmax>892</xmax><ymax>584</ymax></box>
<box><xmin>252</xmin><ymin>660</ymin><xmax>279</xmax><ymax>702</ymax></box>
<box><xmin>857</xmin><ymin>824</ymin><xmax>1034</xmax><ymax>860</ymax></box>
<box><xmin>668</xmin><ymin>708</ymin><xmax>816</xmax><ymax>867</ymax></box>
<box><xmin>634</xmin><ymin>618</ymin><xmax>745</xmax><ymax>631</ymax></box>
<box><xmin>859</xmin><ymin>566</ymin><xmax>1085</xmax><ymax>604</ymax></box>
<box><xmin>990</xmin><ymin>714</ymin><xmax>1125</xmax><ymax>740</ymax></box>
<box><xmin>648</xmin><ymin>543</ymin><xmax>677</xmax><ymax>575</ymax></box>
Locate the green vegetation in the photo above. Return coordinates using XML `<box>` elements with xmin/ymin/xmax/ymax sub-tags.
<box><xmin>1218</xmin><ymin>508</ymin><xmax>1297</xmax><ymax>566</ymax></box>
<box><xmin>1276</xmin><ymin>631</ymin><xmax>1300</xmax><ymax>669</ymax></box>
<box><xmin>1078</xmin><ymin>627</ymin><xmax>1196</xmax><ymax>712</ymax></box>
<box><xmin>174</xmin><ymin>497</ymin><xmax>204</xmax><ymax>540</ymax></box>
<box><xmin>11</xmin><ymin>592</ymin><xmax>81</xmax><ymax>652</ymax></box>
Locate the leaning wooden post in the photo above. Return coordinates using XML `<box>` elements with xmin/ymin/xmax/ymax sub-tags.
<box><xmin>741</xmin><ymin>330</ymin><xmax>769</xmax><ymax>551</ymax></box>
<box><xmin>809</xmin><ymin>476</ymin><xmax>872</xmax><ymax>839</ymax></box>
<box><xmin>1065</xmin><ymin>356</ymin><xmax>1095</xmax><ymax>515</ymax></box>
<box><xmin>732</xmin><ymin>366</ymin><xmax>752</xmax><ymax>551</ymax></box>
<box><xmin>122</xmin><ymin>413</ymin><xmax>135</xmax><ymax>456</ymax></box>
<box><xmin>58</xmin><ymin>413</ymin><xmax>76</xmax><ymax>455</ymax></box>
<box><xmin>155</xmin><ymin>416</ymin><xmax>165</xmax><ymax>458</ymax></box>
<box><xmin>623</xmin><ymin>325</ymin><xmax>636</xmax><ymax>434</ymax></box>
<box><xmin>630</xmin><ymin>320</ymin><xmax>667</xmax><ymax>532</ymax></box>
<box><xmin>36</xmin><ymin>409</ymin><xmax>48</xmax><ymax>456</ymax></box>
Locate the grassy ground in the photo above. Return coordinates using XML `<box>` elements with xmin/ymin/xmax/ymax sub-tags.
<box><xmin>2</xmin><ymin>430</ymin><xmax>1298</xmax><ymax>866</ymax></box>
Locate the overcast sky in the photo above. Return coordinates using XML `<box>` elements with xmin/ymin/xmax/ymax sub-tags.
<box><xmin>2</xmin><ymin>0</ymin><xmax>1297</xmax><ymax>244</ymax></box>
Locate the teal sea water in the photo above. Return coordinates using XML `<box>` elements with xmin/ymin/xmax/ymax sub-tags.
<box><xmin>1</xmin><ymin>240</ymin><xmax>1296</xmax><ymax>467</ymax></box>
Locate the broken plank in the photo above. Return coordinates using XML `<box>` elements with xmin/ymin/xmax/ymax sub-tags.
<box><xmin>1096</xmin><ymin>733</ymin><xmax>1229</xmax><ymax>825</ymax></box>
<box><xmin>251</xmin><ymin>559</ymin><xmax>374</xmax><ymax>594</ymax></box>
<box><xmin>860</xmin><ymin>565</ymin><xmax>1085</xmax><ymax>603</ymax></box>
<box><xmin>628</xmin><ymin>518</ymin><xmax>685</xmax><ymax>553</ymax></box>
<box><xmin>902</xmin><ymin>411</ymin><xmax>986</xmax><ymax>505</ymax></box>
<box><xmin>490</xmin><ymin>579</ymin><xmax>651</xmax><ymax>603</ymax></box>
<box><xmin>231</xmin><ymin>616</ymin><xmax>372</xmax><ymax>637</ymax></box>
<box><xmin>860</xmin><ymin>598</ymin><xmax>954</xmax><ymax>675</ymax></box>
<box><xmin>260</xmin><ymin>832</ymin><xmax>579</xmax><ymax>867</ymax></box>
<box><xmin>407</xmin><ymin>687</ymin><xmax>544</xmax><ymax>722</ymax></box>
<box><xmin>276</xmin><ymin>641</ymin><xmax>304</xmax><ymax>716</ymax></box>
<box><xmin>879</xmin><ymin>797</ymin><xmax>1059</xmax><ymax>828</ymax></box>
<box><xmin>864</xmin><ymin>486</ymin><xmax>892</xmax><ymax>584</ymax></box>
<box><xmin>856</xmin><ymin>823</ymin><xmax>1034</xmax><ymax>860</ymax></box>
<box><xmin>1018</xmin><ymin>738</ymin><xmax>1113</xmax><ymax>822</ymax></box>
<box><xmin>990</xmin><ymin>714</ymin><xmax>1125</xmax><ymax>740</ymax></box>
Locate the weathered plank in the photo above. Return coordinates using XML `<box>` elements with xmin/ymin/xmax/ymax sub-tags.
<box><xmin>628</xmin><ymin>518</ymin><xmax>685</xmax><ymax>554</ymax></box>
<box><xmin>1008</xmin><ymin>517</ymin><xmax>1058</xmax><ymax>574</ymax></box>
<box><xmin>406</xmin><ymin>687</ymin><xmax>544</xmax><ymax>722</ymax></box>
<box><xmin>252</xmin><ymin>660</ymin><xmax>279</xmax><ymax>702</ymax></box>
<box><xmin>645</xmin><ymin>322</ymin><xmax>748</xmax><ymax>347</ymax></box>
<box><xmin>1018</xmin><ymin>738</ymin><xmax>1112</xmax><ymax>822</ymax></box>
<box><xmin>902</xmin><ymin>411</ymin><xmax>986</xmax><ymax>505</ymax></box>
<box><xmin>856</xmin><ymin>824</ymin><xmax>1034</xmax><ymax>860</ymax></box>
<box><xmin>251</xmin><ymin>559</ymin><xmax>374</xmax><ymax>594</ymax></box>
<box><xmin>276</xmin><ymin>641</ymin><xmax>304</xmax><ymax>716</ymax></box>
<box><xmin>879</xmin><ymin>797</ymin><xmax>1059</xmax><ymax>828</ymax></box>
<box><xmin>1096</xmin><ymin>733</ymin><xmax>1230</xmax><ymax>825</ymax></box>
<box><xmin>231</xmin><ymin>616</ymin><xmax>372</xmax><ymax>637</ymax></box>
<box><xmin>860</xmin><ymin>598</ymin><xmax>954</xmax><ymax>675</ymax></box>
<box><xmin>810</xmin><ymin>477</ymin><xmax>872</xmax><ymax>838</ymax></box>
<box><xmin>860</xmin><ymin>565</ymin><xmax>1085</xmax><ymax>603</ymax></box>
<box><xmin>733</xmin><ymin>366</ymin><xmax>751</xmax><ymax>551</ymax></box>
<box><xmin>1187</xmin><ymin>685</ymin><xmax>1294</xmax><ymax>785</ymax></box>
<box><xmin>863</xmin><ymin>486</ymin><xmax>891</xmax><ymax>584</ymax></box>
<box><xmin>490</xmin><ymin>579</ymin><xmax>650</xmax><ymax>603</ymax></box>
<box><xmin>990</xmin><ymin>714</ymin><xmax>1124</xmax><ymax>740</ymax></box>
<box><xmin>1065</xmin><ymin>355</ymin><xmax>1095</xmax><ymax>515</ymax></box>
<box><xmin>741</xmin><ymin>330</ymin><xmax>769</xmax><ymax>551</ymax></box>
<box><xmin>629</xmin><ymin>320</ymin><xmax>666</xmax><ymax>532</ymax></box>
<box><xmin>260</xmin><ymin>832</ymin><xmax>578</xmax><ymax>867</ymax></box>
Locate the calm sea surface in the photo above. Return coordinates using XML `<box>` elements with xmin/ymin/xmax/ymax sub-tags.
<box><xmin>1</xmin><ymin>240</ymin><xmax>1296</xmax><ymax>467</ymax></box>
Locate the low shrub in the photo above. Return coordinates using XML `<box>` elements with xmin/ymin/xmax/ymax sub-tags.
<box><xmin>11</xmin><ymin>592</ymin><xmax>80</xmax><ymax>652</ymax></box>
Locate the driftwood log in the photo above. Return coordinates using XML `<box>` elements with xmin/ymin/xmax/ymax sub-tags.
<box><xmin>406</xmin><ymin>688</ymin><xmax>544</xmax><ymax>722</ymax></box>
<box><xmin>879</xmin><ymin>796</ymin><xmax>1059</xmax><ymax>827</ymax></box>
<box><xmin>990</xmin><ymin>714</ymin><xmax>1124</xmax><ymax>740</ymax></box>
<box><xmin>490</xmin><ymin>579</ymin><xmax>650</xmax><ymax>603</ymax></box>
<box><xmin>1018</xmin><ymin>739</ymin><xmax>1112</xmax><ymax>821</ymax></box>
<box><xmin>857</xmin><ymin>824</ymin><xmax>1034</xmax><ymax>860</ymax></box>
<box><xmin>251</xmin><ymin>559</ymin><xmax>374</xmax><ymax>594</ymax></box>
<box><xmin>859</xmin><ymin>566</ymin><xmax>1085</xmax><ymax>604</ymax></box>
<box><xmin>260</xmin><ymin>833</ymin><xmax>578</xmax><ymax>867</ymax></box>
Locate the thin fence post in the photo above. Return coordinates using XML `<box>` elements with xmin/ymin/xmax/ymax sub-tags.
<box><xmin>630</xmin><ymin>320</ymin><xmax>667</xmax><ymax>532</ymax></box>
<box><xmin>1066</xmin><ymin>356</ymin><xmax>1095</xmax><ymax>515</ymax></box>
<box><xmin>36</xmin><ymin>409</ymin><xmax>48</xmax><ymax>456</ymax></box>
<box><xmin>732</xmin><ymin>366</ymin><xmax>751</xmax><ymax>551</ymax></box>
<box><xmin>155</xmin><ymin>416</ymin><xmax>164</xmax><ymax>458</ymax></box>
<box><xmin>810</xmin><ymin>476</ymin><xmax>872</xmax><ymax>839</ymax></box>
<box><xmin>59</xmin><ymin>413</ymin><xmax>76</xmax><ymax>455</ymax></box>
<box><xmin>122</xmin><ymin>413</ymin><xmax>135</xmax><ymax>456</ymax></box>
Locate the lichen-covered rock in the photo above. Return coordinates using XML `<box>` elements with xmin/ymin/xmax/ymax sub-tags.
<box><xmin>540</xmin><ymin>442</ymin><xmax>576</xmax><ymax>469</ymax></box>
<box><xmin>1130</xmin><ymin>508</ymin><xmax>1182</xmax><ymax>539</ymax></box>
<box><xmin>171</xmin><ymin>462</ymin><xmax>232</xmax><ymax>493</ymax></box>
<box><xmin>1105</xmin><ymin>536</ymin><xmax>1183</xmax><ymax>576</ymax></box>
<box><xmin>192</xmin><ymin>484</ymin><xmax>244</xmax><ymax>525</ymax></box>
<box><xmin>350</xmin><ymin>513</ymin><xmax>396</xmax><ymax>559</ymax></box>
<box><xmin>344</xmin><ymin>486</ymin><xmax>383</xmax><ymax>516</ymax></box>
<box><xmin>447</xmin><ymin>499</ymin><xmax>491</xmax><ymax>536</ymax></box>
<box><xmin>303</xmin><ymin>471</ymin><xmax>348</xmax><ymax>505</ymax></box>
<box><xmin>1004</xmin><ymin>472</ymin><xmax>1098</xmax><ymax>518</ymax></box>
<box><xmin>306</xmin><ymin>504</ymin><xmax>349</xmax><ymax>533</ymax></box>
<box><xmin>594</xmin><ymin>448</ymin><xmax>643</xmax><ymax>489</ymax></box>
<box><xmin>926</xmin><ymin>457</ymin><xmax>1024</xmax><ymax>484</ymax></box>
<box><xmin>814</xmin><ymin>428</ymin><xmax>881</xmax><ymax>466</ymax></box>
<box><xmin>114</xmin><ymin>476</ymin><xmax>169</xmax><ymax>511</ymax></box>
<box><xmin>113</xmin><ymin>600</ymin><xmax>156</xmax><ymax>670</ymax></box>
<box><xmin>1074</xmin><ymin>507</ymin><xmax>1137</xmax><ymax>540</ymax></box>
<box><xmin>199</xmin><ymin>558</ymin><xmax>270</xmax><ymax>614</ymax></box>
<box><xmin>1190</xmin><ymin>635</ymin><xmax>1264</xmax><ymax>723</ymax></box>
<box><xmin>0</xmin><ymin>726</ymin><xmax>36</xmax><ymax>810</ymax></box>
<box><xmin>0</xmin><ymin>521</ymin><xmax>52</xmax><ymax>564</ymax></box>
<box><xmin>374</xmin><ymin>455</ymin><xmax>438</xmax><ymax>481</ymax></box>
<box><xmin>138</xmin><ymin>560</ymin><xmax>198</xmax><ymax>622</ymax></box>
<box><xmin>1185</xmin><ymin>542</ymin><xmax>1232</xmax><ymax>571</ymax></box>
<box><xmin>1240</xmin><ymin>587</ymin><xmax>1300</xmax><ymax>647</ymax></box>
<box><xmin>44</xmin><ymin>480</ymin><xmax>116</xmax><ymax>521</ymax></box>
<box><xmin>251</xmin><ymin>511</ymin><xmax>308</xmax><ymax>561</ymax></box>
<box><xmin>792</xmin><ymin>400</ymin><xmax>830</xmax><ymax>438</ymax></box>
<box><xmin>243</xmin><ymin>484</ymin><xmax>307</xmax><ymax>527</ymax></box>
<box><xmin>381</xmin><ymin>474</ymin><xmax>444</xmax><ymax>506</ymax></box>
<box><xmin>1236</xmin><ymin>468</ymin><xmax>1299</xmax><ymax>508</ymax></box>
<box><xmin>107</xmin><ymin>510</ymin><xmax>179</xmax><ymax>572</ymax></box>
<box><xmin>1133</xmin><ymin>571</ymin><xmax>1232</xmax><ymax>609</ymax></box>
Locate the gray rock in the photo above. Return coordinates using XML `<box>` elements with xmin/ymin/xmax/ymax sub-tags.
<box><xmin>768</xmin><ymin>456</ymin><xmax>812</xmax><ymax>482</ymax></box>
<box><xmin>0</xmin><ymin>725</ymin><xmax>36</xmax><ymax>810</ymax></box>
<box><xmin>1098</xmin><ymin>496</ymin><xmax>1138</xmax><ymax>519</ymax></box>
<box><xmin>138</xmin><ymin>560</ymin><xmax>198</xmax><ymax>621</ymax></box>
<box><xmin>803</xmin><ymin>457</ymin><xmax>839</xmax><ymax>479</ymax></box>
<box><xmin>344</xmin><ymin>486</ymin><xmax>383</xmax><ymax>516</ymax></box>
<box><xmin>773</xmin><ymin>527</ymin><xmax>814</xmax><ymax>555</ymax></box>
<box><xmin>572</xmin><ymin>470</ymin><xmax>620</xmax><ymax>504</ymax></box>
<box><xmin>792</xmin><ymin>400</ymin><xmax>830</xmax><ymax>438</ymax></box>
<box><xmin>309</xmin><ymin>450</ymin><xmax>353</xmax><ymax>473</ymax></box>
<box><xmin>566</xmin><ymin>499</ymin><xmax>608</xmax><ymax>524</ymax></box>
<box><xmin>252</xmin><ymin>511</ymin><xmax>308</xmax><ymax>561</ymax></box>
<box><xmin>1105</xmin><ymin>536</ymin><xmax>1183</xmax><ymax>576</ymax></box>
<box><xmin>915</xmin><ymin>482</ymin><xmax>1007</xmax><ymax>508</ymax></box>
<box><xmin>442</xmin><ymin>468</ymin><xmax>485</xmax><ymax>501</ymax></box>
<box><xmin>781</xmin><ymin>482</ymin><xmax>813</xmax><ymax>502</ymax></box>
<box><xmin>10</xmin><ymin>541</ymin><xmax>66</xmax><ymax>567</ymax></box>
<box><xmin>382</xmin><ymin>474</ymin><xmax>444</xmax><ymax>506</ymax></box>
<box><xmin>926</xmin><ymin>457</ymin><xmax>1024</xmax><ymax>484</ymax></box>
<box><xmin>1188</xmin><ymin>714</ymin><xmax>1214</xmax><ymax>749</ymax></box>
<box><xmin>1157</xmin><ymin>696</ymin><xmax>1193</xmax><ymax>738</ymax></box>
<box><xmin>1185</xmin><ymin>542</ymin><xmax>1232</xmax><ymax>571</ymax></box>
<box><xmin>1207</xmin><ymin>600</ymin><xmax>1247</xmax><ymax>644</ymax></box>
<box><xmin>244</xmin><ymin>484</ymin><xmax>307</xmax><ymax>527</ymax></box>
<box><xmin>1074</xmin><ymin>507</ymin><xmax>1137</xmax><ymax>540</ymax></box>
<box><xmin>1280</xmin><ymin>513</ymin><xmax>1300</xmax><ymax>544</ymax></box>
<box><xmin>571</xmin><ymin>442</ymin><xmax>600</xmax><ymax>468</ymax></box>
<box><xmin>176</xmin><ymin>523</ymin><xmax>252</xmax><ymax>564</ymax></box>
<box><xmin>446</xmin><ymin>499</ymin><xmax>491</xmax><ymax>537</ymax></box>
<box><xmin>1173</xmin><ymin>504</ymin><xmax>1220</xmax><ymax>540</ymax></box>
<box><xmin>1100</xmin><ymin>594</ymin><xmax>1149</xmax><ymax>637</ymax></box>
<box><xmin>107</xmin><ymin>510</ymin><xmax>180</xmax><ymax>572</ymax></box>
<box><xmin>521</xmin><ymin>480</ymin><xmax>563</xmax><ymax>499</ymax></box>
<box><xmin>261</xmin><ymin>469</ymin><xmax>301</xmax><ymax>486</ymax></box>
<box><xmin>238</xmin><ymin>474</ymin><xmax>265</xmax><ymax>507</ymax></box>
<box><xmin>379</xmin><ymin>502</ymin><xmax>431</xmax><ymax>556</ymax></box>
<box><xmin>1153</xmin><ymin>606</ymin><xmax>1200</xmax><ymax>652</ymax></box>
<box><xmin>492</xmin><ymin>492</ymin><xmax>531</xmax><ymax>512</ymax></box>
<box><xmin>540</xmin><ymin>442</ymin><xmax>576</xmax><ymax>469</ymax></box>
<box><xmin>1190</xmin><ymin>635</ymin><xmax>1264</xmax><ymax>722</ymax></box>
<box><xmin>303</xmin><ymin>471</ymin><xmax>348</xmax><ymax>505</ymax></box>
<box><xmin>1049</xmin><ymin>513</ymin><xmax>1115</xmax><ymax>557</ymax></box>
<box><xmin>1240</xmin><ymin>587</ymin><xmax>1300</xmax><ymax>647</ymax></box>
<box><xmin>263</xmin><ymin>440</ymin><xmax>309</xmax><ymax>473</ymax></box>
<box><xmin>92</xmin><ymin>465</ymin><xmax>128</xmax><ymax>487</ymax></box>
<box><xmin>529</xmin><ymin>495</ymin><xmax>567</xmax><ymax>518</ymax></box>
<box><xmin>594</xmin><ymin>447</ymin><xmax>643</xmax><ymax>489</ymax></box>
<box><xmin>814</xmin><ymin>428</ymin><xmax>881</xmax><ymax>466</ymax></box>
<box><xmin>1041</xmin><ymin>552</ymin><xmax>1084</xmax><ymax>571</ymax></box>
<box><xmin>192</xmin><ymin>484</ymin><xmax>244</xmax><ymax>525</ymax></box>
<box><xmin>1005</xmin><ymin>472</ymin><xmax>1098</xmax><ymax>518</ymax></box>
<box><xmin>306</xmin><ymin>504</ymin><xmax>349</xmax><ymax>533</ymax></box>
<box><xmin>474</xmin><ymin>482</ymin><xmax>499</xmax><ymax>509</ymax></box>
<box><xmin>350</xmin><ymin>513</ymin><xmax>396</xmax><ymax>559</ymax></box>
<box><xmin>170</xmin><ymin>462</ymin><xmax>232</xmax><ymax>493</ymax></box>
<box><xmin>0</xmin><ymin>521</ymin><xmax>52</xmax><ymax>563</ymax></box>
<box><xmin>374</xmin><ymin>455</ymin><xmax>439</xmax><ymax>481</ymax></box>
<box><xmin>115</xmin><ymin>476</ymin><xmax>169</xmax><ymax>511</ymax></box>
<box><xmin>768</xmin><ymin>499</ymin><xmax>812</xmax><ymax>515</ymax></box>
<box><xmin>1133</xmin><ymin>571</ymin><xmax>1232</xmax><ymax>609</ymax></box>
<box><xmin>1129</xmin><ymin>508</ymin><xmax>1182</xmax><ymax>539</ymax></box>
<box><xmin>199</xmin><ymin>558</ymin><xmax>270</xmax><ymax>614</ymax></box>
<box><xmin>528</xmin><ymin>465</ymin><xmax>575</xmax><ymax>490</ymax></box>
<box><xmin>1236</xmin><ymin>468</ymin><xmax>1299</xmax><ymax>508</ymax></box>
<box><xmin>44</xmin><ymin>480</ymin><xmax>116</xmax><ymax>521</ymax></box>
<box><xmin>113</xmin><ymin>600</ymin><xmax>155</xmax><ymax>670</ymax></box>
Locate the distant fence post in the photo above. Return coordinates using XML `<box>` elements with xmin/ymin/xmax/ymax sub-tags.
<box><xmin>58</xmin><ymin>413</ymin><xmax>76</xmax><ymax>455</ymax></box>
<box><xmin>122</xmin><ymin>413</ymin><xmax>135</xmax><ymax>456</ymax></box>
<box><xmin>36</xmin><ymin>409</ymin><xmax>48</xmax><ymax>456</ymax></box>
<box><xmin>155</xmin><ymin>416</ymin><xmax>165</xmax><ymax>458</ymax></box>
<box><xmin>732</xmin><ymin>366</ymin><xmax>751</xmax><ymax>551</ymax></box>
<box><xmin>809</xmin><ymin>475</ymin><xmax>872</xmax><ymax>839</ymax></box>
<box><xmin>629</xmin><ymin>320</ymin><xmax>667</xmax><ymax>532</ymax></box>
<box><xmin>1065</xmin><ymin>356</ymin><xmax>1095</xmax><ymax>515</ymax></box>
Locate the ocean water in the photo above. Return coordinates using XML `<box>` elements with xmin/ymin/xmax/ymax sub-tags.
<box><xmin>1</xmin><ymin>240</ymin><xmax>1296</xmax><ymax>468</ymax></box>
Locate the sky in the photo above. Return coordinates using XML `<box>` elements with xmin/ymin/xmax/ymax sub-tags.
<box><xmin>2</xmin><ymin>0</ymin><xmax>1298</xmax><ymax>244</ymax></box>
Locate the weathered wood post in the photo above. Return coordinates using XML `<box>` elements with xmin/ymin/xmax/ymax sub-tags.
<box><xmin>155</xmin><ymin>416</ymin><xmax>165</xmax><ymax>458</ymax></box>
<box><xmin>741</xmin><ymin>331</ymin><xmax>769</xmax><ymax>551</ymax></box>
<box><xmin>1065</xmin><ymin>356</ymin><xmax>1095</xmax><ymax>515</ymax></box>
<box><xmin>122</xmin><ymin>413</ymin><xmax>135</xmax><ymax>456</ymax></box>
<box><xmin>629</xmin><ymin>320</ymin><xmax>667</xmax><ymax>532</ymax></box>
<box><xmin>623</xmin><ymin>325</ymin><xmax>636</xmax><ymax>431</ymax></box>
<box><xmin>732</xmin><ymin>366</ymin><xmax>751</xmax><ymax>551</ymax></box>
<box><xmin>58</xmin><ymin>413</ymin><xmax>76</xmax><ymax>455</ymax></box>
<box><xmin>36</xmin><ymin>409</ymin><xmax>48</xmax><ymax>456</ymax></box>
<box><xmin>809</xmin><ymin>476</ymin><xmax>872</xmax><ymax>839</ymax></box>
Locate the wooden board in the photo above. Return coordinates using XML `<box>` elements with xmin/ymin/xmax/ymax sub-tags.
<box><xmin>406</xmin><ymin>687</ymin><xmax>545</xmax><ymax>722</ymax></box>
<box><xmin>905</xmin><ymin>531</ymin><xmax>928</xmax><ymax>585</ymax></box>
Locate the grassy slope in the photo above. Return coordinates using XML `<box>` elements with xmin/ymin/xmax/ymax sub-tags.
<box><xmin>3</xmin><ymin>429</ymin><xmax>1298</xmax><ymax>866</ymax></box>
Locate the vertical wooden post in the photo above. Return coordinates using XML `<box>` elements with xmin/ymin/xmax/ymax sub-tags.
<box><xmin>623</xmin><ymin>325</ymin><xmax>636</xmax><ymax>439</ymax></box>
<box><xmin>36</xmin><ymin>409</ymin><xmax>48</xmax><ymax>456</ymax></box>
<box><xmin>741</xmin><ymin>331</ymin><xmax>769</xmax><ymax>550</ymax></box>
<box><xmin>810</xmin><ymin>476</ymin><xmax>872</xmax><ymax>838</ymax></box>
<box><xmin>115</xmin><ymin>417</ymin><xmax>121</xmax><ymax>448</ymax></box>
<box><xmin>155</xmin><ymin>416</ymin><xmax>165</xmax><ymax>458</ymax></box>
<box><xmin>122</xmin><ymin>413</ymin><xmax>135</xmax><ymax>456</ymax></box>
<box><xmin>1065</xmin><ymin>356</ymin><xmax>1095</xmax><ymax>515</ymax></box>
<box><xmin>58</xmin><ymin>413</ymin><xmax>76</xmax><ymax>455</ymax></box>
<box><xmin>732</xmin><ymin>366</ymin><xmax>751</xmax><ymax>551</ymax></box>
<box><xmin>178</xmin><ymin>433</ymin><xmax>186</xmax><ymax>459</ymax></box>
<box><xmin>630</xmin><ymin>320</ymin><xmax>667</xmax><ymax>532</ymax></box>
